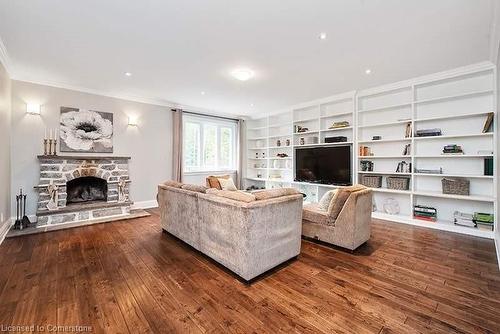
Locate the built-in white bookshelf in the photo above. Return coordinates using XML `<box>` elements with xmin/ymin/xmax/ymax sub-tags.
<box><xmin>245</xmin><ymin>92</ymin><xmax>356</xmax><ymax>203</ymax></box>
<box><xmin>245</xmin><ymin>62</ymin><xmax>497</xmax><ymax>239</ymax></box>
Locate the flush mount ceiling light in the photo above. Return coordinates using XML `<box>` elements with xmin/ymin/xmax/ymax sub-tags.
<box><xmin>319</xmin><ymin>32</ymin><xmax>327</xmax><ymax>40</ymax></box>
<box><xmin>250</xmin><ymin>103</ymin><xmax>254</xmax><ymax>107</ymax></box>
<box><xmin>201</xmin><ymin>91</ymin><xmax>206</xmax><ymax>95</ymax></box>
<box><xmin>124</xmin><ymin>72</ymin><xmax>132</xmax><ymax>77</ymax></box>
<box><xmin>231</xmin><ymin>68</ymin><xmax>255</xmax><ymax>81</ymax></box>
<box><xmin>365</xmin><ymin>69</ymin><xmax>372</xmax><ymax>75</ymax></box>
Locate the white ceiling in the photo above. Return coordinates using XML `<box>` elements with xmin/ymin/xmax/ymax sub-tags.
<box><xmin>0</xmin><ymin>0</ymin><xmax>496</xmax><ymax>116</ymax></box>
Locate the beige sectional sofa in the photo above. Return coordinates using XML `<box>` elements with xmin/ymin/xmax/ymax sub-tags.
<box><xmin>157</xmin><ymin>182</ymin><xmax>303</xmax><ymax>281</ymax></box>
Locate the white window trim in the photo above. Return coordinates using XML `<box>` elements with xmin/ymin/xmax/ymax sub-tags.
<box><xmin>182</xmin><ymin>114</ymin><xmax>238</xmax><ymax>174</ymax></box>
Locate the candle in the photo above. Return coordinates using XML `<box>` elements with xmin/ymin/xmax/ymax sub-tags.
<box><xmin>44</xmin><ymin>128</ymin><xmax>47</xmax><ymax>140</ymax></box>
<box><xmin>50</xmin><ymin>129</ymin><xmax>53</xmax><ymax>140</ymax></box>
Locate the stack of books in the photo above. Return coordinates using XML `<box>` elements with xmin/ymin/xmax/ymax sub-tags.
<box><xmin>453</xmin><ymin>211</ymin><xmax>476</xmax><ymax>228</ymax></box>
<box><xmin>474</xmin><ymin>212</ymin><xmax>494</xmax><ymax>231</ymax></box>
<box><xmin>442</xmin><ymin>144</ymin><xmax>463</xmax><ymax>154</ymax></box>
<box><xmin>413</xmin><ymin>205</ymin><xmax>437</xmax><ymax>222</ymax></box>
<box><xmin>415</xmin><ymin>128</ymin><xmax>441</xmax><ymax>137</ymax></box>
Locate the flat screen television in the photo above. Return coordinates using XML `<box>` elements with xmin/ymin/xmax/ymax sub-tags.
<box><xmin>295</xmin><ymin>145</ymin><xmax>352</xmax><ymax>185</ymax></box>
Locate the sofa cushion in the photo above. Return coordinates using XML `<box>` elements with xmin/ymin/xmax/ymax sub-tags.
<box><xmin>218</xmin><ymin>177</ymin><xmax>237</xmax><ymax>191</ymax></box>
<box><xmin>206</xmin><ymin>174</ymin><xmax>231</xmax><ymax>189</ymax></box>
<box><xmin>303</xmin><ymin>203</ymin><xmax>330</xmax><ymax>225</ymax></box>
<box><xmin>318</xmin><ymin>190</ymin><xmax>337</xmax><ymax>211</ymax></box>
<box><xmin>209</xmin><ymin>189</ymin><xmax>256</xmax><ymax>203</ymax></box>
<box><xmin>253</xmin><ymin>188</ymin><xmax>300</xmax><ymax>201</ymax></box>
<box><xmin>163</xmin><ymin>180</ymin><xmax>183</xmax><ymax>188</ymax></box>
<box><xmin>181</xmin><ymin>184</ymin><xmax>208</xmax><ymax>193</ymax></box>
<box><xmin>328</xmin><ymin>184</ymin><xmax>366</xmax><ymax>220</ymax></box>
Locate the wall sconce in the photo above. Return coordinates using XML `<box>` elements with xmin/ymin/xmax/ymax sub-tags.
<box><xmin>128</xmin><ymin>116</ymin><xmax>139</xmax><ymax>126</ymax></box>
<box><xmin>26</xmin><ymin>103</ymin><xmax>41</xmax><ymax>115</ymax></box>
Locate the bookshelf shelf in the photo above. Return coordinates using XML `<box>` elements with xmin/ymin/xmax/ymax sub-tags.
<box><xmin>358</xmin><ymin>138</ymin><xmax>411</xmax><ymax>144</ymax></box>
<box><xmin>358</xmin><ymin>120</ymin><xmax>410</xmax><ymax>128</ymax></box>
<box><xmin>413</xmin><ymin>133</ymin><xmax>493</xmax><ymax>140</ymax></box>
<box><xmin>359</xmin><ymin>171</ymin><xmax>411</xmax><ymax>175</ymax></box>
<box><xmin>414</xmin><ymin>173</ymin><xmax>493</xmax><ymax>179</ymax></box>
<box><xmin>413</xmin><ymin>191</ymin><xmax>494</xmax><ymax>202</ymax></box>
<box><xmin>414</xmin><ymin>89</ymin><xmax>493</xmax><ymax>105</ymax></box>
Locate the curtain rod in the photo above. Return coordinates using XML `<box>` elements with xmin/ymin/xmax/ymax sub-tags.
<box><xmin>173</xmin><ymin>109</ymin><xmax>240</xmax><ymax>122</ymax></box>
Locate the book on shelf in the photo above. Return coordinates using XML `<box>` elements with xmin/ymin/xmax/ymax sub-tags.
<box><xmin>453</xmin><ymin>211</ymin><xmax>476</xmax><ymax>228</ymax></box>
<box><xmin>414</xmin><ymin>205</ymin><xmax>437</xmax><ymax>214</ymax></box>
<box><xmin>416</xmin><ymin>128</ymin><xmax>442</xmax><ymax>137</ymax></box>
<box><xmin>476</xmin><ymin>222</ymin><xmax>494</xmax><ymax>231</ymax></box>
<box><xmin>414</xmin><ymin>214</ymin><xmax>437</xmax><ymax>222</ymax></box>
<box><xmin>482</xmin><ymin>112</ymin><xmax>494</xmax><ymax>133</ymax></box>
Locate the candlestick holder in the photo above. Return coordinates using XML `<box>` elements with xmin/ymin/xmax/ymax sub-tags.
<box><xmin>52</xmin><ymin>139</ymin><xmax>57</xmax><ymax>155</ymax></box>
<box><xmin>43</xmin><ymin>138</ymin><xmax>49</xmax><ymax>155</ymax></box>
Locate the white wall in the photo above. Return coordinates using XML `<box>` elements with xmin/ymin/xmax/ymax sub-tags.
<box><xmin>0</xmin><ymin>61</ymin><xmax>11</xmax><ymax>239</ymax></box>
<box><xmin>10</xmin><ymin>80</ymin><xmax>172</xmax><ymax>217</ymax></box>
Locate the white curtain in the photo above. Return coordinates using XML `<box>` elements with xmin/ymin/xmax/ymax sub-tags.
<box><xmin>172</xmin><ymin>109</ymin><xmax>183</xmax><ymax>182</ymax></box>
<box><xmin>236</xmin><ymin>119</ymin><xmax>245</xmax><ymax>189</ymax></box>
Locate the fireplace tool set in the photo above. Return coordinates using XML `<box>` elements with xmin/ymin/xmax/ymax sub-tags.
<box><xmin>14</xmin><ymin>189</ymin><xmax>31</xmax><ymax>230</ymax></box>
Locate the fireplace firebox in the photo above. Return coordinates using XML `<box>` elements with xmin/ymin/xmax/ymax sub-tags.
<box><xmin>66</xmin><ymin>176</ymin><xmax>108</xmax><ymax>205</ymax></box>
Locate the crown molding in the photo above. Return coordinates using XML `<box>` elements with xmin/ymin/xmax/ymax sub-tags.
<box><xmin>12</xmin><ymin>75</ymin><xmax>243</xmax><ymax>118</ymax></box>
<box><xmin>0</xmin><ymin>35</ymin><xmax>11</xmax><ymax>76</ymax></box>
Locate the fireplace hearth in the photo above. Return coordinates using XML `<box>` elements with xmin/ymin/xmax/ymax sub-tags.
<box><xmin>66</xmin><ymin>176</ymin><xmax>108</xmax><ymax>205</ymax></box>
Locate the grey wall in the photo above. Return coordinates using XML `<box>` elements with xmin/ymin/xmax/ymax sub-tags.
<box><xmin>10</xmin><ymin>80</ymin><xmax>172</xmax><ymax>217</ymax></box>
<box><xmin>0</xmin><ymin>62</ymin><xmax>11</xmax><ymax>236</ymax></box>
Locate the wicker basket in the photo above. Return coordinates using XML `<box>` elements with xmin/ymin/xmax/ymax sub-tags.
<box><xmin>442</xmin><ymin>178</ymin><xmax>470</xmax><ymax>196</ymax></box>
<box><xmin>387</xmin><ymin>177</ymin><xmax>410</xmax><ymax>190</ymax></box>
<box><xmin>361</xmin><ymin>175</ymin><xmax>382</xmax><ymax>188</ymax></box>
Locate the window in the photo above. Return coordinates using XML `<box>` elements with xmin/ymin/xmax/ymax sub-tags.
<box><xmin>183</xmin><ymin>114</ymin><xmax>237</xmax><ymax>173</ymax></box>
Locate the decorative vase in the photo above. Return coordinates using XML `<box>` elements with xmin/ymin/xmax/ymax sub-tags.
<box><xmin>273</xmin><ymin>160</ymin><xmax>280</xmax><ymax>169</ymax></box>
<box><xmin>285</xmin><ymin>160</ymin><xmax>292</xmax><ymax>169</ymax></box>
<box><xmin>277</xmin><ymin>140</ymin><xmax>281</xmax><ymax>147</ymax></box>
<box><xmin>286</xmin><ymin>139</ymin><xmax>290</xmax><ymax>146</ymax></box>
<box><xmin>300</xmin><ymin>137</ymin><xmax>305</xmax><ymax>145</ymax></box>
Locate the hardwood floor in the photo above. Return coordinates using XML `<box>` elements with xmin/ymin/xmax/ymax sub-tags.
<box><xmin>0</xmin><ymin>209</ymin><xmax>499</xmax><ymax>333</ymax></box>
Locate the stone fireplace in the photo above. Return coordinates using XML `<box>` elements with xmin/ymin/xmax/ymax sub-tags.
<box><xmin>35</xmin><ymin>155</ymin><xmax>133</xmax><ymax>226</ymax></box>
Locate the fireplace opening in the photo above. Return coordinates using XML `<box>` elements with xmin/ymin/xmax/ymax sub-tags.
<box><xmin>66</xmin><ymin>176</ymin><xmax>107</xmax><ymax>205</ymax></box>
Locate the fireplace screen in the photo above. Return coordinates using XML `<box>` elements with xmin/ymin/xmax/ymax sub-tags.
<box><xmin>66</xmin><ymin>176</ymin><xmax>108</xmax><ymax>205</ymax></box>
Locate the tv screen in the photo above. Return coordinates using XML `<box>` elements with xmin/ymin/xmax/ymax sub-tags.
<box><xmin>295</xmin><ymin>146</ymin><xmax>352</xmax><ymax>185</ymax></box>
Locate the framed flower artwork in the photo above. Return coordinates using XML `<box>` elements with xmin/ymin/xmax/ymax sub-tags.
<box><xmin>59</xmin><ymin>107</ymin><xmax>113</xmax><ymax>153</ymax></box>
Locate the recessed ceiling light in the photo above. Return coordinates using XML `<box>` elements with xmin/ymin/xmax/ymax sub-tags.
<box><xmin>231</xmin><ymin>68</ymin><xmax>255</xmax><ymax>81</ymax></box>
<box><xmin>365</xmin><ymin>69</ymin><xmax>372</xmax><ymax>75</ymax></box>
<box><xmin>319</xmin><ymin>32</ymin><xmax>327</xmax><ymax>40</ymax></box>
<box><xmin>250</xmin><ymin>103</ymin><xmax>254</xmax><ymax>107</ymax></box>
<box><xmin>201</xmin><ymin>91</ymin><xmax>206</xmax><ymax>95</ymax></box>
<box><xmin>124</xmin><ymin>72</ymin><xmax>132</xmax><ymax>77</ymax></box>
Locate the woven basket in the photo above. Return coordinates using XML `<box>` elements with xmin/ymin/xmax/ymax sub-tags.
<box><xmin>442</xmin><ymin>178</ymin><xmax>469</xmax><ymax>196</ymax></box>
<box><xmin>387</xmin><ymin>177</ymin><xmax>410</xmax><ymax>190</ymax></box>
<box><xmin>361</xmin><ymin>175</ymin><xmax>382</xmax><ymax>188</ymax></box>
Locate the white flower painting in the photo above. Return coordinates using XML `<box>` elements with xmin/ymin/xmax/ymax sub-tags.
<box><xmin>60</xmin><ymin>107</ymin><xmax>113</xmax><ymax>153</ymax></box>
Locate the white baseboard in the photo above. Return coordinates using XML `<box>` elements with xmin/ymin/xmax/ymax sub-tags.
<box><xmin>132</xmin><ymin>200</ymin><xmax>158</xmax><ymax>210</ymax></box>
<box><xmin>0</xmin><ymin>218</ymin><xmax>13</xmax><ymax>246</ymax></box>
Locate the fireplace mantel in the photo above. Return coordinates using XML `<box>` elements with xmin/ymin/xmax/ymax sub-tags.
<box><xmin>38</xmin><ymin>155</ymin><xmax>131</xmax><ymax>160</ymax></box>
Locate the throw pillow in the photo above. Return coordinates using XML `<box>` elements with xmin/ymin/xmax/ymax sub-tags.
<box><xmin>218</xmin><ymin>177</ymin><xmax>237</xmax><ymax>191</ymax></box>
<box><xmin>318</xmin><ymin>190</ymin><xmax>337</xmax><ymax>211</ymax></box>
<box><xmin>206</xmin><ymin>174</ymin><xmax>231</xmax><ymax>189</ymax></box>
<box><xmin>328</xmin><ymin>184</ymin><xmax>367</xmax><ymax>219</ymax></box>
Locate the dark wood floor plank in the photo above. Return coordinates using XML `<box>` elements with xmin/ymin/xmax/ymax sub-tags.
<box><xmin>0</xmin><ymin>210</ymin><xmax>499</xmax><ymax>334</ymax></box>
